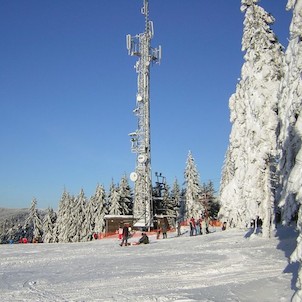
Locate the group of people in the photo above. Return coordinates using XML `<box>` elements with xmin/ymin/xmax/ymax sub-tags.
<box><xmin>189</xmin><ymin>216</ymin><xmax>210</xmax><ymax>236</ymax></box>
<box><xmin>120</xmin><ymin>224</ymin><xmax>150</xmax><ymax>246</ymax></box>
<box><xmin>119</xmin><ymin>216</ymin><xmax>225</xmax><ymax>246</ymax></box>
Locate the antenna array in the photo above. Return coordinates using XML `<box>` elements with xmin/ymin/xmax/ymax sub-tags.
<box><xmin>127</xmin><ymin>0</ymin><xmax>161</xmax><ymax>228</ymax></box>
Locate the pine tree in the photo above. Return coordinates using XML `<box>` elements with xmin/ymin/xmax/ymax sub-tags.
<box><xmin>24</xmin><ymin>198</ymin><xmax>43</xmax><ymax>242</ymax></box>
<box><xmin>118</xmin><ymin>175</ymin><xmax>132</xmax><ymax>215</ymax></box>
<box><xmin>0</xmin><ymin>220</ymin><xmax>8</xmax><ymax>243</ymax></box>
<box><xmin>93</xmin><ymin>184</ymin><xmax>107</xmax><ymax>235</ymax></box>
<box><xmin>171</xmin><ymin>178</ymin><xmax>181</xmax><ymax>221</ymax></box>
<box><xmin>85</xmin><ymin>193</ymin><xmax>99</xmax><ymax>241</ymax></box>
<box><xmin>219</xmin><ymin>0</ymin><xmax>284</xmax><ymax>234</ymax></box>
<box><xmin>108</xmin><ymin>181</ymin><xmax>121</xmax><ymax>215</ymax></box>
<box><xmin>277</xmin><ymin>0</ymin><xmax>302</xmax><ymax>300</ymax></box>
<box><xmin>42</xmin><ymin>207</ymin><xmax>57</xmax><ymax>243</ymax></box>
<box><xmin>71</xmin><ymin>189</ymin><xmax>88</xmax><ymax>242</ymax></box>
<box><xmin>162</xmin><ymin>183</ymin><xmax>171</xmax><ymax>215</ymax></box>
<box><xmin>277</xmin><ymin>0</ymin><xmax>302</xmax><ymax>225</ymax></box>
<box><xmin>200</xmin><ymin>181</ymin><xmax>219</xmax><ymax>219</ymax></box>
<box><xmin>53</xmin><ymin>190</ymin><xmax>73</xmax><ymax>243</ymax></box>
<box><xmin>179</xmin><ymin>189</ymin><xmax>186</xmax><ymax>222</ymax></box>
<box><xmin>184</xmin><ymin>151</ymin><xmax>201</xmax><ymax>219</ymax></box>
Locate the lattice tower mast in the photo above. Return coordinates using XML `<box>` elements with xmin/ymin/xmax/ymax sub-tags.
<box><xmin>127</xmin><ymin>0</ymin><xmax>161</xmax><ymax>228</ymax></box>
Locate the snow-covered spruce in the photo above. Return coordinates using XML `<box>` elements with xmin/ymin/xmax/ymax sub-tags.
<box><xmin>219</xmin><ymin>0</ymin><xmax>284</xmax><ymax>237</ymax></box>
<box><xmin>276</xmin><ymin>0</ymin><xmax>302</xmax><ymax>301</ymax></box>
<box><xmin>184</xmin><ymin>151</ymin><xmax>202</xmax><ymax>219</ymax></box>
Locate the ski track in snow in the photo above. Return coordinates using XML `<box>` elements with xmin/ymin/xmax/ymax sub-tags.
<box><xmin>0</xmin><ymin>228</ymin><xmax>296</xmax><ymax>301</ymax></box>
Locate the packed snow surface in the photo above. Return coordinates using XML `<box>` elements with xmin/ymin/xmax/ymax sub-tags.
<box><xmin>0</xmin><ymin>227</ymin><xmax>297</xmax><ymax>301</ymax></box>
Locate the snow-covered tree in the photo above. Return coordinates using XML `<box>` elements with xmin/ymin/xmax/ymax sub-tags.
<box><xmin>0</xmin><ymin>220</ymin><xmax>8</xmax><ymax>243</ymax></box>
<box><xmin>171</xmin><ymin>178</ymin><xmax>181</xmax><ymax>221</ymax></box>
<box><xmin>93</xmin><ymin>184</ymin><xmax>107</xmax><ymax>235</ymax></box>
<box><xmin>277</xmin><ymin>0</ymin><xmax>302</xmax><ymax>225</ymax></box>
<box><xmin>1</xmin><ymin>220</ymin><xmax>23</xmax><ymax>243</ymax></box>
<box><xmin>24</xmin><ymin>198</ymin><xmax>43</xmax><ymax>242</ymax></box>
<box><xmin>53</xmin><ymin>190</ymin><xmax>74</xmax><ymax>243</ymax></box>
<box><xmin>85</xmin><ymin>197</ymin><xmax>96</xmax><ymax>241</ymax></box>
<box><xmin>108</xmin><ymin>181</ymin><xmax>121</xmax><ymax>215</ymax></box>
<box><xmin>162</xmin><ymin>181</ymin><xmax>180</xmax><ymax>228</ymax></box>
<box><xmin>179</xmin><ymin>188</ymin><xmax>186</xmax><ymax>222</ymax></box>
<box><xmin>276</xmin><ymin>0</ymin><xmax>302</xmax><ymax>300</ymax></box>
<box><xmin>200</xmin><ymin>181</ymin><xmax>219</xmax><ymax>219</ymax></box>
<box><xmin>184</xmin><ymin>151</ymin><xmax>201</xmax><ymax>219</ymax></box>
<box><xmin>42</xmin><ymin>207</ymin><xmax>57</xmax><ymax>243</ymax></box>
<box><xmin>219</xmin><ymin>0</ymin><xmax>284</xmax><ymax>235</ymax></box>
<box><xmin>118</xmin><ymin>175</ymin><xmax>132</xmax><ymax>215</ymax></box>
<box><xmin>70</xmin><ymin>189</ymin><xmax>88</xmax><ymax>242</ymax></box>
<box><xmin>162</xmin><ymin>183</ymin><xmax>171</xmax><ymax>215</ymax></box>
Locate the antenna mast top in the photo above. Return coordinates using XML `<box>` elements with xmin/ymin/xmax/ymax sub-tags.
<box><xmin>141</xmin><ymin>0</ymin><xmax>148</xmax><ymax>18</ymax></box>
<box><xmin>141</xmin><ymin>0</ymin><xmax>149</xmax><ymax>32</ymax></box>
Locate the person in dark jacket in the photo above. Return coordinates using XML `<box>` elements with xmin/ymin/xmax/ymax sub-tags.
<box><xmin>120</xmin><ymin>224</ymin><xmax>129</xmax><ymax>246</ymax></box>
<box><xmin>162</xmin><ymin>223</ymin><xmax>167</xmax><ymax>239</ymax></box>
<box><xmin>138</xmin><ymin>233</ymin><xmax>149</xmax><ymax>244</ymax></box>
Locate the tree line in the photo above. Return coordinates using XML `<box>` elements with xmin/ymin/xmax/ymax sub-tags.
<box><xmin>0</xmin><ymin>162</ymin><xmax>218</xmax><ymax>244</ymax></box>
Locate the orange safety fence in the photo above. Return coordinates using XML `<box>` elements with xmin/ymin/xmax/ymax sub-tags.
<box><xmin>95</xmin><ymin>229</ymin><xmax>171</xmax><ymax>240</ymax></box>
<box><xmin>182</xmin><ymin>220</ymin><xmax>222</xmax><ymax>227</ymax></box>
<box><xmin>211</xmin><ymin>220</ymin><xmax>222</xmax><ymax>227</ymax></box>
<box><xmin>94</xmin><ymin>221</ymin><xmax>222</xmax><ymax>240</ymax></box>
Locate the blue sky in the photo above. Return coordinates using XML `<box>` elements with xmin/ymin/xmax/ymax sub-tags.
<box><xmin>0</xmin><ymin>0</ymin><xmax>291</xmax><ymax>209</ymax></box>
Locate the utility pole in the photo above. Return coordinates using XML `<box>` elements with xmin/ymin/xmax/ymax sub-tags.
<box><xmin>127</xmin><ymin>0</ymin><xmax>161</xmax><ymax>229</ymax></box>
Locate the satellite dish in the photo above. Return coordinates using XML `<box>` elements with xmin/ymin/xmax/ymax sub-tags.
<box><xmin>138</xmin><ymin>154</ymin><xmax>146</xmax><ymax>163</ymax></box>
<box><xmin>130</xmin><ymin>172</ymin><xmax>138</xmax><ymax>182</ymax></box>
<box><xmin>137</xmin><ymin>94</ymin><xmax>143</xmax><ymax>102</ymax></box>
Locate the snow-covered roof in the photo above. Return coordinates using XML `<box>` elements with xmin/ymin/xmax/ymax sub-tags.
<box><xmin>104</xmin><ymin>215</ymin><xmax>134</xmax><ymax>219</ymax></box>
<box><xmin>154</xmin><ymin>214</ymin><xmax>177</xmax><ymax>218</ymax></box>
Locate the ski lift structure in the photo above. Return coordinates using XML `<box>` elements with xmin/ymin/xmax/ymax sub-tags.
<box><xmin>103</xmin><ymin>171</ymin><xmax>176</xmax><ymax>235</ymax></box>
<box><xmin>152</xmin><ymin>172</ymin><xmax>167</xmax><ymax>216</ymax></box>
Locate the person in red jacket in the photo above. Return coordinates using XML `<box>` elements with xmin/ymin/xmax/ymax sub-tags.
<box><xmin>189</xmin><ymin>217</ymin><xmax>196</xmax><ymax>236</ymax></box>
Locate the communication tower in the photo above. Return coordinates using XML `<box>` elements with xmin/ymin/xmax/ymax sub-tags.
<box><xmin>126</xmin><ymin>0</ymin><xmax>161</xmax><ymax>228</ymax></box>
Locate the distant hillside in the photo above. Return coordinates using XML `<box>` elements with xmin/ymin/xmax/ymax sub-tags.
<box><xmin>0</xmin><ymin>208</ymin><xmax>46</xmax><ymax>227</ymax></box>
<box><xmin>0</xmin><ymin>208</ymin><xmax>30</xmax><ymax>226</ymax></box>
